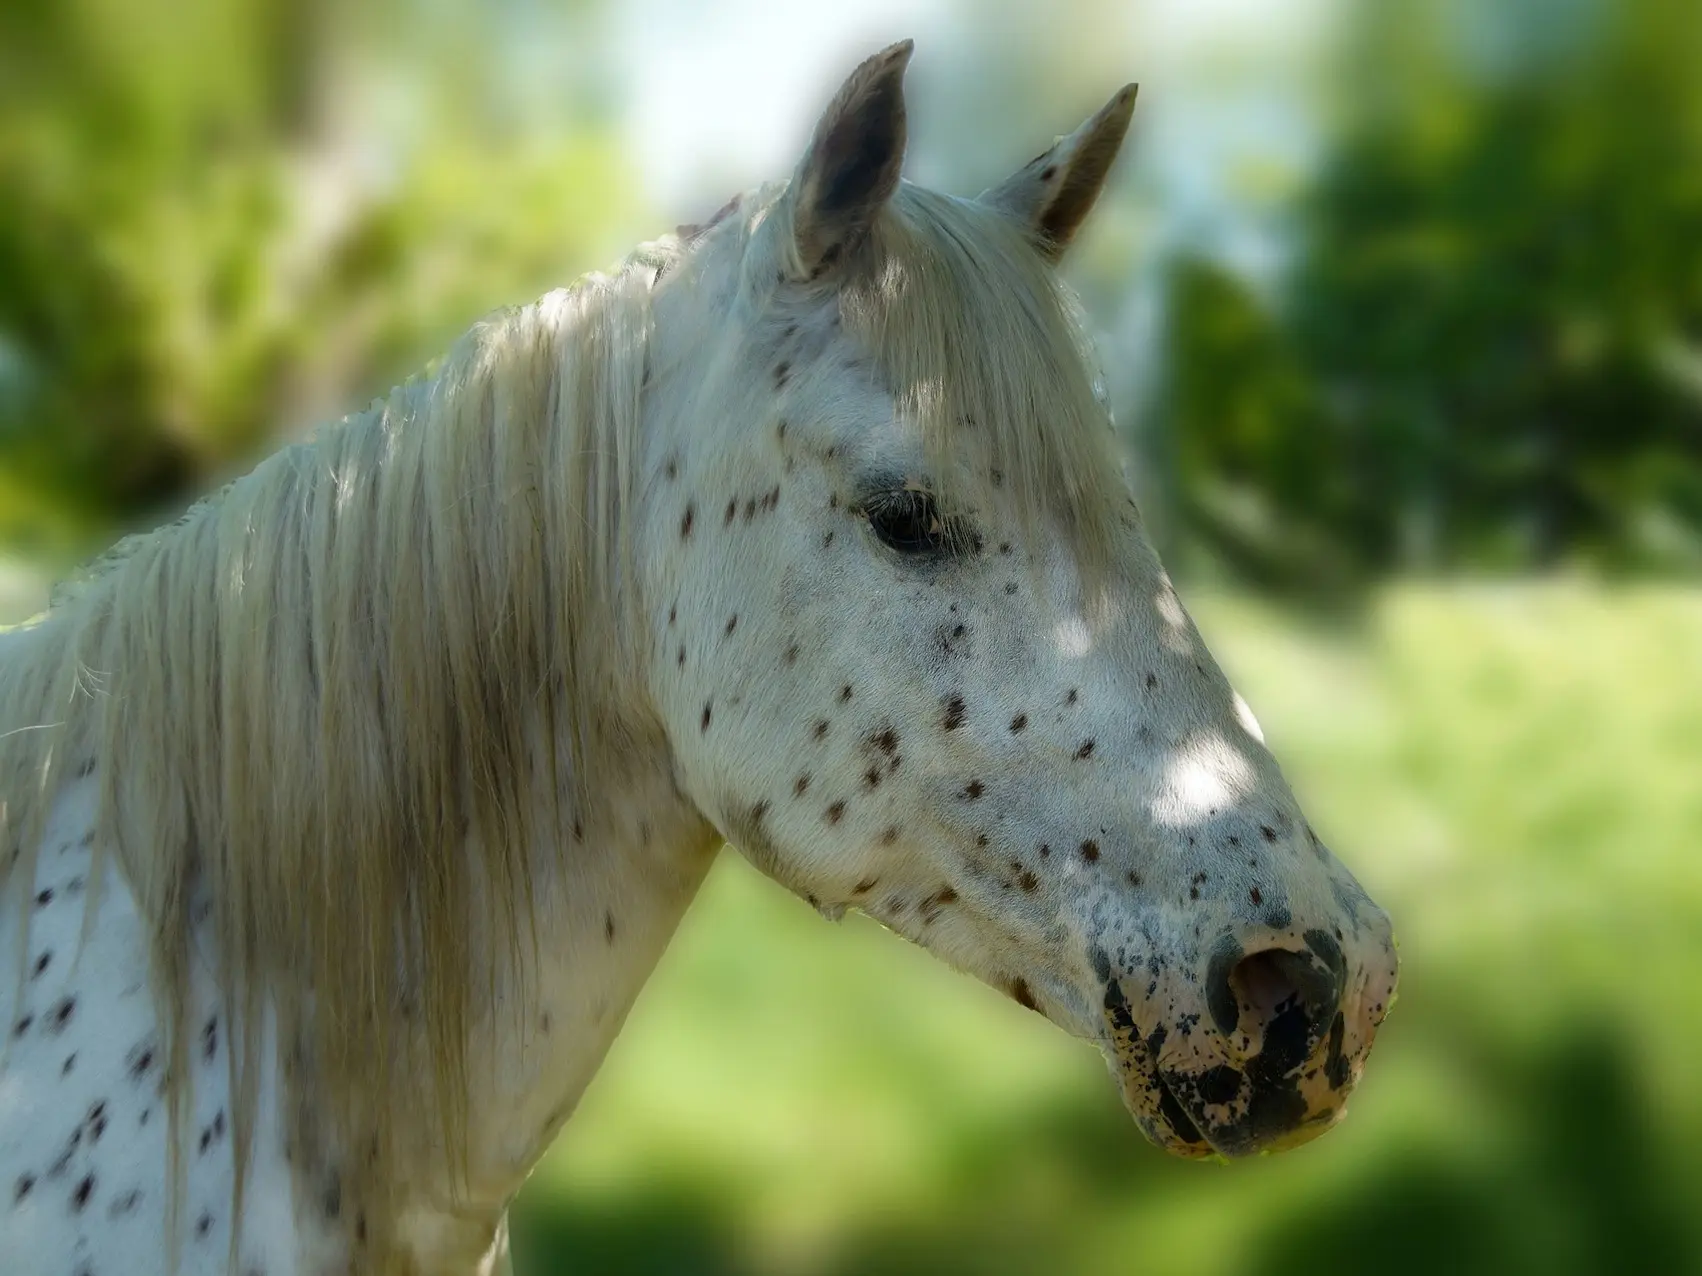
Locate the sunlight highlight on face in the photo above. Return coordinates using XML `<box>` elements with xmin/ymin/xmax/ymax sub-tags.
<box><xmin>1054</xmin><ymin>615</ymin><xmax>1094</xmax><ymax>658</ymax></box>
<box><xmin>1155</xmin><ymin>733</ymin><xmax>1256</xmax><ymax>825</ymax></box>
<box><xmin>1232</xmin><ymin>691</ymin><xmax>1265</xmax><ymax>744</ymax></box>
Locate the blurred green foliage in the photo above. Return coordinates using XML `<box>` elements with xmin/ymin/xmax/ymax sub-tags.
<box><xmin>0</xmin><ymin>0</ymin><xmax>640</xmax><ymax>560</ymax></box>
<box><xmin>1159</xmin><ymin>0</ymin><xmax>1702</xmax><ymax>586</ymax></box>
<box><xmin>512</xmin><ymin>585</ymin><xmax>1702</xmax><ymax>1275</ymax></box>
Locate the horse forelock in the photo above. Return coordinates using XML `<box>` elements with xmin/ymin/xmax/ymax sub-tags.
<box><xmin>695</xmin><ymin>177</ymin><xmax>1133</xmax><ymax>582</ymax></box>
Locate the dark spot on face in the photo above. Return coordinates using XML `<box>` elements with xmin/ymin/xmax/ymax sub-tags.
<box><xmin>998</xmin><ymin>541</ymin><xmax>1012</xmax><ymax>555</ymax></box>
<box><xmin>1010</xmin><ymin>979</ymin><xmax>1039</xmax><ymax>1012</ymax></box>
<box><xmin>72</xmin><ymin>1174</ymin><xmax>94</xmax><ymax>1212</ymax></box>
<box><xmin>826</xmin><ymin>801</ymin><xmax>846</xmax><ymax>824</ymax></box>
<box><xmin>823</xmin><ymin>529</ymin><xmax>835</xmax><ymax>548</ymax></box>
<box><xmin>1004</xmin><ymin>582</ymin><xmax>1018</xmax><ymax>595</ymax></box>
<box><xmin>323</xmin><ymin>1176</ymin><xmax>341</xmax><ymax>1220</ymax></box>
<box><xmin>61</xmin><ymin>1053</ymin><xmax>76</xmax><ymax>1076</ymax></box>
<box><xmin>839</xmin><ymin>684</ymin><xmax>853</xmax><ymax>703</ymax></box>
<box><xmin>942</xmin><ymin>696</ymin><xmax>966</xmax><ymax>730</ymax></box>
<box><xmin>880</xmin><ymin>826</ymin><xmax>899</xmax><ymax>846</ymax></box>
<box><xmin>784</xmin><ymin>643</ymin><xmax>800</xmax><ymax>665</ymax></box>
<box><xmin>604</xmin><ymin>911</ymin><xmax>617</xmax><ymax>944</ymax></box>
<box><xmin>774</xmin><ymin>361</ymin><xmax>790</xmax><ymax>387</ymax></box>
<box><xmin>1074</xmin><ymin>740</ymin><xmax>1095</xmax><ymax>760</ymax></box>
<box><xmin>871</xmin><ymin>727</ymin><xmax>898</xmax><ymax>755</ymax></box>
<box><xmin>1066</xmin><ymin>688</ymin><xmax>1078</xmax><ymax>705</ymax></box>
<box><xmin>14</xmin><ymin>1173</ymin><xmax>34</xmax><ymax>1203</ymax></box>
<box><xmin>794</xmin><ymin>774</ymin><xmax>811</xmax><ymax>796</ymax></box>
<box><xmin>853</xmin><ymin>876</ymin><xmax>879</xmax><ymax>894</ymax></box>
<box><xmin>1153</xmin><ymin>1074</ymin><xmax>1206</xmax><ymax>1147</ymax></box>
<box><xmin>1261</xmin><ymin>825</ymin><xmax>1278</xmax><ymax>842</ymax></box>
<box><xmin>1080</xmin><ymin>840</ymin><xmax>1099</xmax><ymax>863</ymax></box>
<box><xmin>34</xmin><ymin>888</ymin><xmax>52</xmax><ymax>908</ymax></box>
<box><xmin>1323</xmin><ymin>1012</ymin><xmax>1351</xmax><ymax>1089</ymax></box>
<box><xmin>700</xmin><ymin>701</ymin><xmax>713</xmax><ymax>732</ymax></box>
<box><xmin>1039</xmin><ymin>843</ymin><xmax>1051</xmax><ymax>857</ymax></box>
<box><xmin>1040</xmin><ymin>164</ymin><xmax>1057</xmax><ymax>181</ymax></box>
<box><xmin>12</xmin><ymin>1015</ymin><xmax>32</xmax><ymax>1038</ymax></box>
<box><xmin>724</xmin><ymin>498</ymin><xmax>737</xmax><ymax>525</ymax></box>
<box><xmin>1018</xmin><ymin>870</ymin><xmax>1039</xmax><ymax>893</ymax></box>
<box><xmin>1198</xmin><ymin>1064</ymin><xmax>1243</xmax><ymax>1107</ymax></box>
<box><xmin>961</xmin><ymin>780</ymin><xmax>984</xmax><ymax>800</ymax></box>
<box><xmin>1009</xmin><ymin>714</ymin><xmax>1027</xmax><ymax>733</ymax></box>
<box><xmin>680</xmin><ymin>503</ymin><xmax>695</xmax><ymax>538</ymax></box>
<box><xmin>744</xmin><ymin>498</ymin><xmax>756</xmax><ymax>522</ymax></box>
<box><xmin>919</xmin><ymin>885</ymin><xmax>959</xmax><ymax>924</ymax></box>
<box><xmin>813</xmin><ymin>720</ymin><xmax>829</xmax><ymax>740</ymax></box>
<box><xmin>1145</xmin><ymin>672</ymin><xmax>1158</xmax><ymax>690</ymax></box>
<box><xmin>724</xmin><ymin>614</ymin><xmax>738</xmax><ymax>637</ymax></box>
<box><xmin>1127</xmin><ymin>871</ymin><xmax>1142</xmax><ymax>887</ymax></box>
<box><xmin>1249</xmin><ymin>886</ymin><xmax>1264</xmax><ymax>906</ymax></box>
<box><xmin>202</xmin><ymin>1015</ymin><xmax>217</xmax><ymax>1062</ymax></box>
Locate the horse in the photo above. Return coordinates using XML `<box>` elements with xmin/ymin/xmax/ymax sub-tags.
<box><xmin>0</xmin><ymin>40</ymin><xmax>1398</xmax><ymax>1276</ymax></box>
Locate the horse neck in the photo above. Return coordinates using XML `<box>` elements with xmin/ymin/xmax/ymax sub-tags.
<box><xmin>428</xmin><ymin>708</ymin><xmax>722</xmax><ymax>1220</ymax></box>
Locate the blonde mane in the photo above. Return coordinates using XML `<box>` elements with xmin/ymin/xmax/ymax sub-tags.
<box><xmin>0</xmin><ymin>175</ymin><xmax>1130</xmax><ymax>1265</ymax></box>
<box><xmin>0</xmin><ymin>240</ymin><xmax>677</xmax><ymax>1255</ymax></box>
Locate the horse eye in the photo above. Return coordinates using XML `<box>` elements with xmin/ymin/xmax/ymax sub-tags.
<box><xmin>864</xmin><ymin>489</ymin><xmax>948</xmax><ymax>554</ymax></box>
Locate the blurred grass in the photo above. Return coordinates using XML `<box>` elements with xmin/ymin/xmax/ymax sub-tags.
<box><xmin>511</xmin><ymin>580</ymin><xmax>1702</xmax><ymax>1276</ymax></box>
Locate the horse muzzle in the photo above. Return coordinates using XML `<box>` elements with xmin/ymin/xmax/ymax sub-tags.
<box><xmin>1099</xmin><ymin>907</ymin><xmax>1399</xmax><ymax>1160</ymax></box>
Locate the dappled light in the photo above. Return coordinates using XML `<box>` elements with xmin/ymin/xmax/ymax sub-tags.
<box><xmin>1155</xmin><ymin>732</ymin><xmax>1258</xmax><ymax>826</ymax></box>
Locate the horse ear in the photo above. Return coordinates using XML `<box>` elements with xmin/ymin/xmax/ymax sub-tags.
<box><xmin>979</xmin><ymin>84</ymin><xmax>1138</xmax><ymax>263</ymax></box>
<box><xmin>786</xmin><ymin>40</ymin><xmax>913</xmax><ymax>280</ymax></box>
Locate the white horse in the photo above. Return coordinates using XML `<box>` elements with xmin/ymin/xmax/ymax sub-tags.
<box><xmin>0</xmin><ymin>41</ymin><xmax>1397</xmax><ymax>1276</ymax></box>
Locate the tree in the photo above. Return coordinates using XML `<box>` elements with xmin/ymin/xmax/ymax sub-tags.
<box><xmin>0</xmin><ymin>0</ymin><xmax>640</xmax><ymax>559</ymax></box>
<box><xmin>1160</xmin><ymin>0</ymin><xmax>1702</xmax><ymax>580</ymax></box>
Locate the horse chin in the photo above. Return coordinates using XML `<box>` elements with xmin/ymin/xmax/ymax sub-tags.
<box><xmin>1099</xmin><ymin>1026</ymin><xmax>1209</xmax><ymax>1159</ymax></box>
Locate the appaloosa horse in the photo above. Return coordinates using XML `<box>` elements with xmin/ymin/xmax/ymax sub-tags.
<box><xmin>0</xmin><ymin>40</ymin><xmax>1397</xmax><ymax>1276</ymax></box>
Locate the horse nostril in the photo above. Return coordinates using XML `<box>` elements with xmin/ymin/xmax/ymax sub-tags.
<box><xmin>1209</xmin><ymin>945</ymin><xmax>1344</xmax><ymax>1047</ymax></box>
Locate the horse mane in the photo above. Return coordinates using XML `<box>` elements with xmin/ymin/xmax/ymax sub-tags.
<box><xmin>0</xmin><ymin>169</ymin><xmax>1128</xmax><ymax>1263</ymax></box>
<box><xmin>0</xmin><ymin>238</ymin><xmax>678</xmax><ymax>1256</ymax></box>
